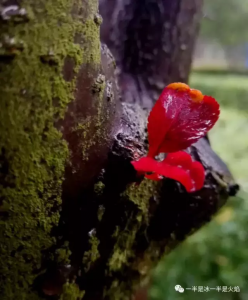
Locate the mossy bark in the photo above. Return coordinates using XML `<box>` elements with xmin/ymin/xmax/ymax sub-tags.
<box><xmin>0</xmin><ymin>0</ymin><xmax>118</xmax><ymax>299</ymax></box>
<box><xmin>0</xmin><ymin>1</ymin><xmax>238</xmax><ymax>300</ymax></box>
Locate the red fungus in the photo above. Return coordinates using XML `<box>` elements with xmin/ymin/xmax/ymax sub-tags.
<box><xmin>131</xmin><ymin>82</ymin><xmax>220</xmax><ymax>192</ymax></box>
<box><xmin>147</xmin><ymin>82</ymin><xmax>220</xmax><ymax>157</ymax></box>
<box><xmin>131</xmin><ymin>152</ymin><xmax>205</xmax><ymax>193</ymax></box>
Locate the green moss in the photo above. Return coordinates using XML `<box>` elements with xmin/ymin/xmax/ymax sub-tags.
<box><xmin>97</xmin><ymin>205</ymin><xmax>105</xmax><ymax>221</ymax></box>
<box><xmin>104</xmin><ymin>280</ymin><xmax>132</xmax><ymax>300</ymax></box>
<box><xmin>69</xmin><ymin>1</ymin><xmax>114</xmax><ymax>164</ymax></box>
<box><xmin>122</xmin><ymin>179</ymin><xmax>159</xmax><ymax>223</ymax></box>
<box><xmin>102</xmin><ymin>180</ymin><xmax>162</xmax><ymax>300</ymax></box>
<box><xmin>0</xmin><ymin>0</ymin><xmax>100</xmax><ymax>299</ymax></box>
<box><xmin>108</xmin><ymin>213</ymin><xmax>141</xmax><ymax>272</ymax></box>
<box><xmin>93</xmin><ymin>13</ymin><xmax>103</xmax><ymax>26</ymax></box>
<box><xmin>75</xmin><ymin>73</ymin><xmax>110</xmax><ymax>161</ymax></box>
<box><xmin>104</xmin><ymin>276</ymin><xmax>148</xmax><ymax>300</ymax></box>
<box><xmin>55</xmin><ymin>241</ymin><xmax>72</xmax><ymax>265</ymax></box>
<box><xmin>82</xmin><ymin>235</ymin><xmax>100</xmax><ymax>272</ymax></box>
<box><xmin>107</xmin><ymin>181</ymin><xmax>159</xmax><ymax>274</ymax></box>
<box><xmin>73</xmin><ymin>117</ymin><xmax>95</xmax><ymax>161</ymax></box>
<box><xmin>92</xmin><ymin>74</ymin><xmax>107</xmax><ymax>136</ymax></box>
<box><xmin>82</xmin><ymin>19</ymin><xmax>101</xmax><ymax>64</ymax></box>
<box><xmin>60</xmin><ymin>282</ymin><xmax>85</xmax><ymax>300</ymax></box>
<box><xmin>94</xmin><ymin>181</ymin><xmax>105</xmax><ymax>195</ymax></box>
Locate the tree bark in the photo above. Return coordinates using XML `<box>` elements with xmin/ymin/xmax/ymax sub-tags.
<box><xmin>100</xmin><ymin>0</ymin><xmax>203</xmax><ymax>108</ymax></box>
<box><xmin>0</xmin><ymin>1</ymin><xmax>238</xmax><ymax>300</ymax></box>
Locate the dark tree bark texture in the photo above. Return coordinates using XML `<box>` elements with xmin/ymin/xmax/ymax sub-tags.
<box><xmin>0</xmin><ymin>1</ymin><xmax>238</xmax><ymax>300</ymax></box>
<box><xmin>100</xmin><ymin>0</ymin><xmax>203</xmax><ymax>108</ymax></box>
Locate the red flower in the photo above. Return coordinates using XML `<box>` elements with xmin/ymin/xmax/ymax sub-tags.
<box><xmin>131</xmin><ymin>83</ymin><xmax>220</xmax><ymax>192</ymax></box>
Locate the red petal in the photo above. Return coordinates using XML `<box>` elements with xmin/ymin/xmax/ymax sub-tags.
<box><xmin>147</xmin><ymin>84</ymin><xmax>220</xmax><ymax>156</ymax></box>
<box><xmin>158</xmin><ymin>164</ymin><xmax>194</xmax><ymax>192</ymax></box>
<box><xmin>145</xmin><ymin>173</ymin><xmax>162</xmax><ymax>181</ymax></box>
<box><xmin>163</xmin><ymin>151</ymin><xmax>205</xmax><ymax>191</ymax></box>
<box><xmin>131</xmin><ymin>152</ymin><xmax>205</xmax><ymax>192</ymax></box>
<box><xmin>131</xmin><ymin>157</ymin><xmax>159</xmax><ymax>173</ymax></box>
<box><xmin>162</xmin><ymin>151</ymin><xmax>192</xmax><ymax>169</ymax></box>
<box><xmin>189</xmin><ymin>161</ymin><xmax>205</xmax><ymax>191</ymax></box>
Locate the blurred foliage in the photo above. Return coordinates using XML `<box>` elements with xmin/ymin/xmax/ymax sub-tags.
<box><xmin>200</xmin><ymin>0</ymin><xmax>248</xmax><ymax>46</ymax></box>
<box><xmin>150</xmin><ymin>195</ymin><xmax>248</xmax><ymax>300</ymax></box>
<box><xmin>192</xmin><ymin>69</ymin><xmax>248</xmax><ymax>76</ymax></box>
<box><xmin>150</xmin><ymin>71</ymin><xmax>248</xmax><ymax>300</ymax></box>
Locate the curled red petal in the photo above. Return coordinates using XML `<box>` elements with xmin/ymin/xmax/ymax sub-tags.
<box><xmin>189</xmin><ymin>161</ymin><xmax>205</xmax><ymax>191</ymax></box>
<box><xmin>147</xmin><ymin>84</ymin><xmax>220</xmax><ymax>156</ymax></box>
<box><xmin>131</xmin><ymin>157</ymin><xmax>159</xmax><ymax>173</ymax></box>
<box><xmin>145</xmin><ymin>173</ymin><xmax>162</xmax><ymax>181</ymax></box>
<box><xmin>131</xmin><ymin>152</ymin><xmax>205</xmax><ymax>192</ymax></box>
<box><xmin>162</xmin><ymin>151</ymin><xmax>192</xmax><ymax>169</ymax></box>
<box><xmin>131</xmin><ymin>156</ymin><xmax>193</xmax><ymax>192</ymax></box>
<box><xmin>131</xmin><ymin>159</ymin><xmax>163</xmax><ymax>181</ymax></box>
<box><xmin>162</xmin><ymin>151</ymin><xmax>205</xmax><ymax>191</ymax></box>
<box><xmin>158</xmin><ymin>164</ymin><xmax>194</xmax><ymax>192</ymax></box>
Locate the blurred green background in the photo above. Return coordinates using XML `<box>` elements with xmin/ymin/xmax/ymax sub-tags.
<box><xmin>150</xmin><ymin>0</ymin><xmax>248</xmax><ymax>299</ymax></box>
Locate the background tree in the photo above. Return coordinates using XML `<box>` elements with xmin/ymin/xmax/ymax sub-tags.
<box><xmin>0</xmin><ymin>1</ymin><xmax>237</xmax><ymax>300</ymax></box>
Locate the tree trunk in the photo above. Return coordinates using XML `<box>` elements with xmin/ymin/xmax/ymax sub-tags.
<box><xmin>100</xmin><ymin>0</ymin><xmax>203</xmax><ymax>108</ymax></box>
<box><xmin>0</xmin><ymin>1</ymin><xmax>238</xmax><ymax>300</ymax></box>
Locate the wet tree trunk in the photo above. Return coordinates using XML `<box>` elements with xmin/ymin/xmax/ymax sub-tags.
<box><xmin>0</xmin><ymin>1</ymin><xmax>238</xmax><ymax>300</ymax></box>
<box><xmin>100</xmin><ymin>0</ymin><xmax>204</xmax><ymax>108</ymax></box>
